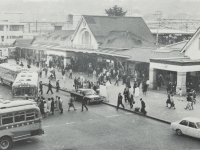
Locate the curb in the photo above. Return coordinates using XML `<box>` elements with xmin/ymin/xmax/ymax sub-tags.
<box><xmin>102</xmin><ymin>102</ymin><xmax>171</xmax><ymax>125</ymax></box>
<box><xmin>42</xmin><ymin>83</ymin><xmax>171</xmax><ymax>124</ymax></box>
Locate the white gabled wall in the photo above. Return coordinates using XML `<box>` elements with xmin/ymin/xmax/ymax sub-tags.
<box><xmin>184</xmin><ymin>32</ymin><xmax>200</xmax><ymax>60</ymax></box>
<box><xmin>72</xmin><ymin>18</ymin><xmax>98</xmax><ymax>49</ymax></box>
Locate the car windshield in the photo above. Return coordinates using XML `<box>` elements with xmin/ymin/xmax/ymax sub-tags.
<box><xmin>83</xmin><ymin>90</ymin><xmax>95</xmax><ymax>95</ymax></box>
<box><xmin>196</xmin><ymin>122</ymin><xmax>200</xmax><ymax>128</ymax></box>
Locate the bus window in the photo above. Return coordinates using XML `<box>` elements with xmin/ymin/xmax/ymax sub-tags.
<box><xmin>26</xmin><ymin>109</ymin><xmax>35</xmax><ymax>121</ymax></box>
<box><xmin>14</xmin><ymin>111</ymin><xmax>25</xmax><ymax>122</ymax></box>
<box><xmin>2</xmin><ymin>113</ymin><xmax>13</xmax><ymax>125</ymax></box>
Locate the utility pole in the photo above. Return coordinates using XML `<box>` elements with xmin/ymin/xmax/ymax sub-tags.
<box><xmin>153</xmin><ymin>11</ymin><xmax>162</xmax><ymax>46</ymax></box>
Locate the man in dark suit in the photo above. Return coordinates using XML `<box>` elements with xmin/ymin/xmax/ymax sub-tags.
<box><xmin>56</xmin><ymin>80</ymin><xmax>60</xmax><ymax>92</ymax></box>
<box><xmin>46</xmin><ymin>81</ymin><xmax>53</xmax><ymax>94</ymax></box>
<box><xmin>39</xmin><ymin>81</ymin><xmax>43</xmax><ymax>95</ymax></box>
<box><xmin>117</xmin><ymin>93</ymin><xmax>124</xmax><ymax>110</ymax></box>
<box><xmin>82</xmin><ymin>95</ymin><xmax>88</xmax><ymax>111</ymax></box>
<box><xmin>140</xmin><ymin>98</ymin><xmax>146</xmax><ymax>114</ymax></box>
<box><xmin>74</xmin><ymin>77</ymin><xmax>78</xmax><ymax>90</ymax></box>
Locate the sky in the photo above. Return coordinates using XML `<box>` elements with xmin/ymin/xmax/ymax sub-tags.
<box><xmin>0</xmin><ymin>0</ymin><xmax>199</xmax><ymax>22</ymax></box>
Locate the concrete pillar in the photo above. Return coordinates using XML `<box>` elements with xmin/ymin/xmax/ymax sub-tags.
<box><xmin>149</xmin><ymin>68</ymin><xmax>157</xmax><ymax>90</ymax></box>
<box><xmin>176</xmin><ymin>72</ymin><xmax>186</xmax><ymax>95</ymax></box>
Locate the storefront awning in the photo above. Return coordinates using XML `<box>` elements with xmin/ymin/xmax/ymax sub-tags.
<box><xmin>49</xmin><ymin>47</ymin><xmax>130</xmax><ymax>58</ymax></box>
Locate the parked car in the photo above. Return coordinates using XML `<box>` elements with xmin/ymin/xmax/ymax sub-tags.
<box><xmin>170</xmin><ymin>117</ymin><xmax>200</xmax><ymax>138</ymax></box>
<box><xmin>70</xmin><ymin>88</ymin><xmax>104</xmax><ymax>104</ymax></box>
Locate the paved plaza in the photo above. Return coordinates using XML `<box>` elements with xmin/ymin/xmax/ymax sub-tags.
<box><xmin>7</xmin><ymin>59</ymin><xmax>200</xmax><ymax>123</ymax></box>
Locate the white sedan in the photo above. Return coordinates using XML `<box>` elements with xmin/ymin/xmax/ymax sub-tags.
<box><xmin>171</xmin><ymin>117</ymin><xmax>200</xmax><ymax>138</ymax></box>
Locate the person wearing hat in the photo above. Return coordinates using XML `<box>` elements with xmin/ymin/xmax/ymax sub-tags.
<box><xmin>140</xmin><ymin>98</ymin><xmax>147</xmax><ymax>114</ymax></box>
<box><xmin>39</xmin><ymin>81</ymin><xmax>43</xmax><ymax>95</ymax></box>
<box><xmin>56</xmin><ymin>80</ymin><xmax>60</xmax><ymax>92</ymax></box>
<box><xmin>116</xmin><ymin>93</ymin><xmax>124</xmax><ymax>110</ymax></box>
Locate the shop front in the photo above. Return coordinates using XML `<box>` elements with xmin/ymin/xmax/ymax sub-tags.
<box><xmin>46</xmin><ymin>49</ymin><xmax>67</xmax><ymax>68</ymax></box>
<box><xmin>150</xmin><ymin>57</ymin><xmax>200</xmax><ymax>95</ymax></box>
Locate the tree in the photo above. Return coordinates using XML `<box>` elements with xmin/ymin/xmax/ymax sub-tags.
<box><xmin>105</xmin><ymin>5</ymin><xmax>127</xmax><ymax>17</ymax></box>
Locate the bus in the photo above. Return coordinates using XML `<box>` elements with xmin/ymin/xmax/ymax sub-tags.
<box><xmin>0</xmin><ymin>63</ymin><xmax>29</xmax><ymax>86</ymax></box>
<box><xmin>12</xmin><ymin>72</ymin><xmax>39</xmax><ymax>99</ymax></box>
<box><xmin>0</xmin><ymin>100</ymin><xmax>44</xmax><ymax>150</ymax></box>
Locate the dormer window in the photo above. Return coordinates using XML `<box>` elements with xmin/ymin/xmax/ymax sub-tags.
<box><xmin>82</xmin><ymin>31</ymin><xmax>91</xmax><ymax>45</ymax></box>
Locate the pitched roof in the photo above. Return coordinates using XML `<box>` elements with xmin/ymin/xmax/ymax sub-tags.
<box><xmin>181</xmin><ymin>27</ymin><xmax>200</xmax><ymax>53</ymax></box>
<box><xmin>82</xmin><ymin>15</ymin><xmax>156</xmax><ymax>48</ymax></box>
<box><xmin>14</xmin><ymin>38</ymin><xmax>35</xmax><ymax>47</ymax></box>
<box><xmin>114</xmin><ymin>47</ymin><xmax>184</xmax><ymax>63</ymax></box>
<box><xmin>35</xmin><ymin>30</ymin><xmax>74</xmax><ymax>45</ymax></box>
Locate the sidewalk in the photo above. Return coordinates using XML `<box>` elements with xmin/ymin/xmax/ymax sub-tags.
<box><xmin>8</xmin><ymin>59</ymin><xmax>200</xmax><ymax>123</ymax></box>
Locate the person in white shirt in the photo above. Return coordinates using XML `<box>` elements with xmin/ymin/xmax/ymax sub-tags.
<box><xmin>178</xmin><ymin>88</ymin><xmax>183</xmax><ymax>101</ymax></box>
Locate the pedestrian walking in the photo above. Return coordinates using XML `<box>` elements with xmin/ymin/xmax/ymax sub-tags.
<box><xmin>39</xmin><ymin>100</ymin><xmax>45</xmax><ymax>118</ymax></box>
<box><xmin>82</xmin><ymin>95</ymin><xmax>88</xmax><ymax>111</ymax></box>
<box><xmin>46</xmin><ymin>98</ymin><xmax>51</xmax><ymax>116</ymax></box>
<box><xmin>68</xmin><ymin>96</ymin><xmax>76</xmax><ymax>111</ymax></box>
<box><xmin>62</xmin><ymin>69</ymin><xmax>65</xmax><ymax>79</ymax></box>
<box><xmin>166</xmin><ymin>93</ymin><xmax>171</xmax><ymax>107</ymax></box>
<box><xmin>140</xmin><ymin>98</ymin><xmax>147</xmax><ymax>114</ymax></box>
<box><xmin>74</xmin><ymin>77</ymin><xmax>78</xmax><ymax>90</ymax></box>
<box><xmin>142</xmin><ymin>83</ymin><xmax>148</xmax><ymax>95</ymax></box>
<box><xmin>43</xmin><ymin>100</ymin><xmax>47</xmax><ymax>117</ymax></box>
<box><xmin>122</xmin><ymin>73</ymin><xmax>126</xmax><ymax>85</ymax></box>
<box><xmin>39</xmin><ymin>69</ymin><xmax>42</xmax><ymax>78</ymax></box>
<box><xmin>51</xmin><ymin>97</ymin><xmax>54</xmax><ymax>115</ymax></box>
<box><xmin>177</xmin><ymin>88</ymin><xmax>183</xmax><ymax>101</ymax></box>
<box><xmin>185</xmin><ymin>94</ymin><xmax>193</xmax><ymax>110</ymax></box>
<box><xmin>56</xmin><ymin>80</ymin><xmax>60</xmax><ymax>92</ymax></box>
<box><xmin>116</xmin><ymin>93</ymin><xmax>124</xmax><ymax>110</ymax></box>
<box><xmin>58</xmin><ymin>97</ymin><xmax>63</xmax><ymax>114</ymax></box>
<box><xmin>46</xmin><ymin>81</ymin><xmax>53</xmax><ymax>94</ymax></box>
<box><xmin>123</xmin><ymin>86</ymin><xmax>129</xmax><ymax>103</ymax></box>
<box><xmin>129</xmin><ymin>94</ymin><xmax>135</xmax><ymax>109</ymax></box>
<box><xmin>133</xmin><ymin>81</ymin><xmax>137</xmax><ymax>93</ymax></box>
<box><xmin>169</xmin><ymin>95</ymin><xmax>176</xmax><ymax>109</ymax></box>
<box><xmin>114</xmin><ymin>74</ymin><xmax>119</xmax><ymax>86</ymax></box>
<box><xmin>69</xmin><ymin>68</ymin><xmax>73</xmax><ymax>79</ymax></box>
<box><xmin>55</xmin><ymin>96</ymin><xmax>59</xmax><ymax>110</ymax></box>
<box><xmin>39</xmin><ymin>81</ymin><xmax>43</xmax><ymax>95</ymax></box>
<box><xmin>191</xmin><ymin>89</ymin><xmax>196</xmax><ymax>104</ymax></box>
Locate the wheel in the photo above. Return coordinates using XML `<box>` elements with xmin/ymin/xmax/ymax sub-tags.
<box><xmin>0</xmin><ymin>137</ymin><xmax>12</xmax><ymax>150</ymax></box>
<box><xmin>176</xmin><ymin>129</ymin><xmax>182</xmax><ymax>136</ymax></box>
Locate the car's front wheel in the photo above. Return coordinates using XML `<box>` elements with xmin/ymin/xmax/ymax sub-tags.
<box><xmin>176</xmin><ymin>129</ymin><xmax>182</xmax><ymax>136</ymax></box>
<box><xmin>0</xmin><ymin>137</ymin><xmax>12</xmax><ymax>150</ymax></box>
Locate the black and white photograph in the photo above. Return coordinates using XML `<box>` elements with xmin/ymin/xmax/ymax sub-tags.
<box><xmin>0</xmin><ymin>0</ymin><xmax>200</xmax><ymax>149</ymax></box>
